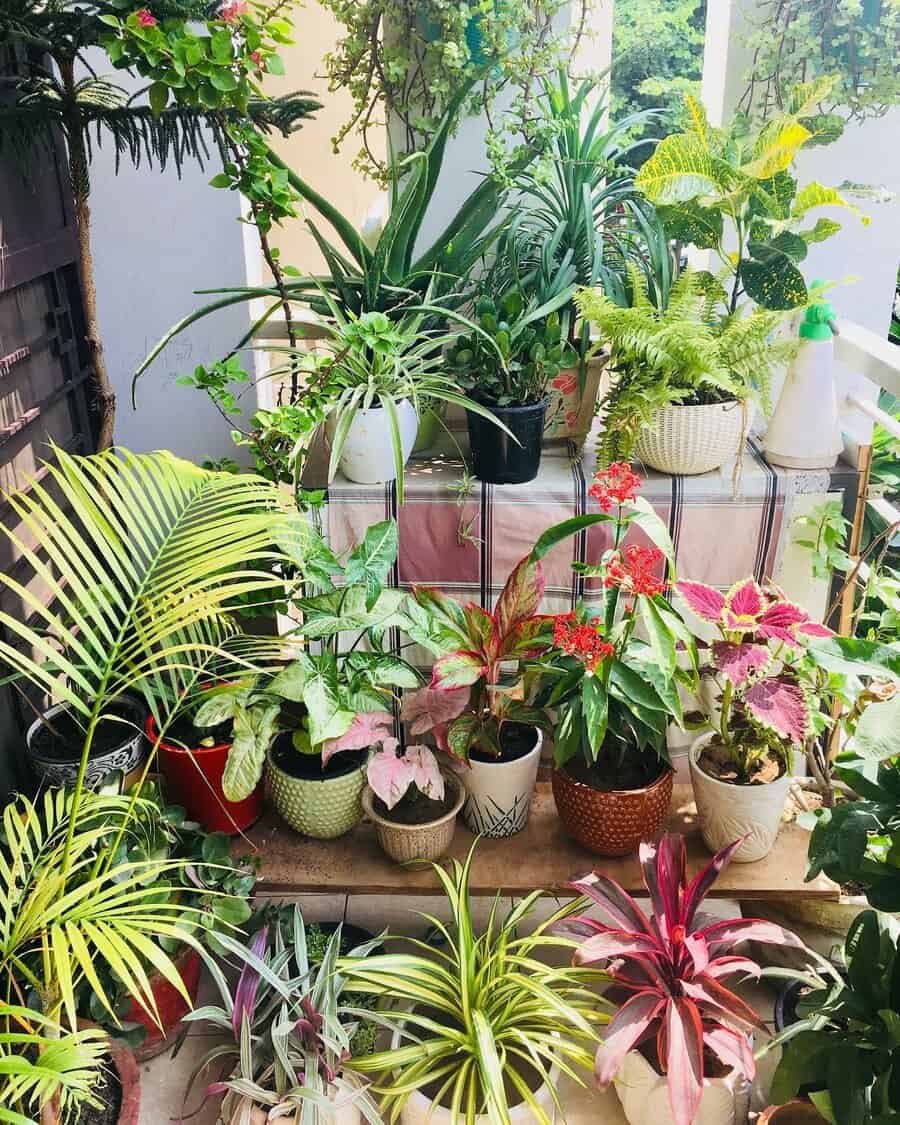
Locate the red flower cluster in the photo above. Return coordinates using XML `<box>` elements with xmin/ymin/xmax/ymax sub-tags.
<box><xmin>588</xmin><ymin>462</ymin><xmax>642</xmax><ymax>512</ymax></box>
<box><xmin>135</xmin><ymin>7</ymin><xmax>157</xmax><ymax>25</ymax></box>
<box><xmin>220</xmin><ymin>0</ymin><xmax>248</xmax><ymax>21</ymax></box>
<box><xmin>604</xmin><ymin>544</ymin><xmax>666</xmax><ymax>599</ymax></box>
<box><xmin>552</xmin><ymin>613</ymin><xmax>614</xmax><ymax>673</ymax></box>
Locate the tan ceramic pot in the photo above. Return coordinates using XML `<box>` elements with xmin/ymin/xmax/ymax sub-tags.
<box><xmin>362</xmin><ymin>772</ymin><xmax>464</xmax><ymax>865</ymax></box>
<box><xmin>551</xmin><ymin>765</ymin><xmax>674</xmax><ymax>856</ymax></box>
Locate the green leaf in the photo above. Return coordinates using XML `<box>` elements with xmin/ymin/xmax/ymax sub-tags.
<box><xmin>529</xmin><ymin>513</ymin><xmax>614</xmax><ymax>563</ymax></box>
<box><xmin>636</xmin><ymin>133</ymin><xmax>733</xmax><ymax>205</ymax></box>
<box><xmin>582</xmin><ymin>675</ymin><xmax>608</xmax><ymax>758</ymax></box>
<box><xmin>344</xmin><ymin>520</ymin><xmax>399</xmax><ymax>610</ymax></box>
<box><xmin>268</xmin><ymin>655</ymin><xmax>313</xmax><ymax>703</ymax></box>
<box><xmin>148</xmin><ymin>82</ymin><xmax>168</xmax><ymax>115</ymax></box>
<box><xmin>657</xmin><ymin>202</ymin><xmax>723</xmax><ymax>249</ymax></box>
<box><xmin>743</xmin><ymin>118</ymin><xmax>811</xmax><ymax>178</ymax></box>
<box><xmin>265</xmin><ymin>53</ymin><xmax>285</xmax><ymax>76</ymax></box>
<box><xmin>850</xmin><ymin>694</ymin><xmax>900</xmax><ymax>762</ymax></box>
<box><xmin>801</xmin><ymin>217</ymin><xmax>842</xmax><ymax>244</ymax></box>
<box><xmin>209</xmin><ymin>172</ymin><xmax>232</xmax><ymax>189</ymax></box>
<box><xmin>221</xmin><ymin>701</ymin><xmax>279</xmax><ymax>801</ymax></box>
<box><xmin>209</xmin><ymin>69</ymin><xmax>238</xmax><ymax>93</ymax></box>
<box><xmin>741</xmin><ymin>241</ymin><xmax>808</xmax><ymax>309</ymax></box>
<box><xmin>792</xmin><ymin>182</ymin><xmax>869</xmax><ymax>226</ymax></box>
<box><xmin>624</xmin><ymin>496</ymin><xmax>676</xmax><ymax>568</ymax></box>
<box><xmin>768</xmin><ymin>230</ymin><xmax>808</xmax><ymax>262</ymax></box>
<box><xmin>639</xmin><ymin>597</ymin><xmax>677</xmax><ymax>676</ymax></box>
<box><xmin>301</xmin><ymin>658</ymin><xmax>356</xmax><ymax>746</ymax></box>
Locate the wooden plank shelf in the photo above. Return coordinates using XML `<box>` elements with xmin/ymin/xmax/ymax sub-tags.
<box><xmin>238</xmin><ymin>784</ymin><xmax>839</xmax><ymax>901</ymax></box>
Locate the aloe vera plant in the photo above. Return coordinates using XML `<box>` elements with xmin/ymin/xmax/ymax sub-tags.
<box><xmin>568</xmin><ymin>833</ymin><xmax>805</xmax><ymax>1125</ymax></box>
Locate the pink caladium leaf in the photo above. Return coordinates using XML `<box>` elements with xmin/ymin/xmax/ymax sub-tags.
<box><xmin>675</xmin><ymin>580</ymin><xmax>726</xmax><ymax>623</ymax></box>
<box><xmin>400</xmin><ymin>685</ymin><xmax>469</xmax><ymax>736</ymax></box>
<box><xmin>493</xmin><ymin>556</ymin><xmax>546</xmax><ymax>641</ymax></box>
<box><xmin>725</xmin><ymin>578</ymin><xmax>766</xmax><ymax>621</ymax></box>
<box><xmin>404</xmin><ymin>744</ymin><xmax>445</xmax><ymax>801</ymax></box>
<box><xmin>367</xmin><ymin>740</ymin><xmax>414</xmax><ymax>809</ymax></box>
<box><xmin>711</xmin><ymin>641</ymin><xmax>771</xmax><ymax>686</ymax></box>
<box><xmin>429</xmin><ymin>650</ymin><xmax>486</xmax><ymax>690</ymax></box>
<box><xmin>743</xmin><ymin>675</ymin><xmax>809</xmax><ymax>744</ymax></box>
<box><xmin>321</xmin><ymin>710</ymin><xmax>393</xmax><ymax>766</ymax></box>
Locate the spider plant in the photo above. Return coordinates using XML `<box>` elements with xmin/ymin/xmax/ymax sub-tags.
<box><xmin>266</xmin><ymin>298</ymin><xmax>512</xmax><ymax>502</ymax></box>
<box><xmin>0</xmin><ymin>445</ymin><xmax>301</xmax><ymax>848</ymax></box>
<box><xmin>340</xmin><ymin>843</ymin><xmax>609</xmax><ymax>1124</ymax></box>
<box><xmin>0</xmin><ymin>788</ymin><xmax>212</xmax><ymax>1125</ymax></box>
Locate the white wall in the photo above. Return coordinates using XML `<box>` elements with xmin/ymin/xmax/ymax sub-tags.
<box><xmin>83</xmin><ymin>56</ymin><xmax>253</xmax><ymax>462</ymax></box>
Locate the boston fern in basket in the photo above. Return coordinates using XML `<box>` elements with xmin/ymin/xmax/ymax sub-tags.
<box><xmin>567</xmin><ymin>833</ymin><xmax>805</xmax><ymax>1125</ymax></box>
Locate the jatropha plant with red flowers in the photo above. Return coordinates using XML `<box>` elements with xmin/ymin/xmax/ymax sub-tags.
<box><xmin>566</xmin><ymin>834</ymin><xmax>806</xmax><ymax>1125</ymax></box>
<box><xmin>676</xmin><ymin>576</ymin><xmax>833</xmax><ymax>782</ymax></box>
<box><xmin>527</xmin><ymin>465</ymin><xmax>698</xmax><ymax>785</ymax></box>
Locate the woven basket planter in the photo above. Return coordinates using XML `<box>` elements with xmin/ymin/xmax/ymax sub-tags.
<box><xmin>362</xmin><ymin>772</ymin><xmax>464</xmax><ymax>865</ymax></box>
<box><xmin>635</xmin><ymin>400</ymin><xmax>744</xmax><ymax>476</ymax></box>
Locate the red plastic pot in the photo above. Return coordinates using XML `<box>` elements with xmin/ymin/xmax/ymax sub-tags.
<box><xmin>148</xmin><ymin>716</ymin><xmax>263</xmax><ymax>834</ymax></box>
<box><xmin>124</xmin><ymin>946</ymin><xmax>202</xmax><ymax>1061</ymax></box>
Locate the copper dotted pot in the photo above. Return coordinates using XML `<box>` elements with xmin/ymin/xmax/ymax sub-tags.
<box><xmin>551</xmin><ymin>765</ymin><xmax>674</xmax><ymax>856</ymax></box>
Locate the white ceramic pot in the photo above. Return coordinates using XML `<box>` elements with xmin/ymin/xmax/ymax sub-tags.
<box><xmin>390</xmin><ymin>1025</ymin><xmax>559</xmax><ymax>1125</ymax></box>
<box><xmin>689</xmin><ymin>732</ymin><xmax>793</xmax><ymax>862</ymax></box>
<box><xmin>332</xmin><ymin>399</ymin><xmax>418</xmax><ymax>485</ymax></box>
<box><xmin>615</xmin><ymin>1049</ymin><xmax>750</xmax><ymax>1125</ymax></box>
<box><xmin>461</xmin><ymin>729</ymin><xmax>542</xmax><ymax>838</ymax></box>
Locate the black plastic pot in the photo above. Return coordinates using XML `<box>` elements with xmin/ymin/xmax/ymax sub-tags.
<box><xmin>467</xmin><ymin>399</ymin><xmax>547</xmax><ymax>485</ymax></box>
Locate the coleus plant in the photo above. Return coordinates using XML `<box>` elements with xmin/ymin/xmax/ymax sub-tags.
<box><xmin>566</xmin><ymin>833</ymin><xmax>806</xmax><ymax>1125</ymax></box>
<box><xmin>530</xmin><ymin>464</ymin><xmax>698</xmax><ymax>772</ymax></box>
<box><xmin>676</xmin><ymin>577</ymin><xmax>832</xmax><ymax>780</ymax></box>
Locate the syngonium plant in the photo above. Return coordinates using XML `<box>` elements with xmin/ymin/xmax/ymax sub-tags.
<box><xmin>636</xmin><ymin>82</ymin><xmax>871</xmax><ymax>313</ymax></box>
<box><xmin>567</xmin><ymin>833</ymin><xmax>806</xmax><ymax>1125</ymax></box>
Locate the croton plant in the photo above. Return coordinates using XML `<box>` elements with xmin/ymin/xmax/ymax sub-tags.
<box><xmin>566</xmin><ymin>833</ymin><xmax>805</xmax><ymax>1125</ymax></box>
<box><xmin>676</xmin><ymin>577</ymin><xmax>832</xmax><ymax>780</ymax></box>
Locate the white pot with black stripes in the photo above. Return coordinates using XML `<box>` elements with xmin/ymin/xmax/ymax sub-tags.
<box><xmin>460</xmin><ymin>724</ymin><xmax>542</xmax><ymax>838</ymax></box>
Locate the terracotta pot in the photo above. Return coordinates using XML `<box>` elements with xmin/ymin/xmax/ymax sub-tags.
<box><xmin>149</xmin><ymin>716</ymin><xmax>264</xmax><ymax>835</ymax></box>
<box><xmin>757</xmin><ymin>1103</ymin><xmax>827</xmax><ymax>1124</ymax></box>
<box><xmin>109</xmin><ymin>1041</ymin><xmax>142</xmax><ymax>1124</ymax></box>
<box><xmin>362</xmin><ymin>772</ymin><xmax>464</xmax><ymax>864</ymax></box>
<box><xmin>124</xmin><ymin>945</ymin><xmax>202</xmax><ymax>1061</ymax></box>
<box><xmin>552</xmin><ymin>764</ymin><xmax>674</xmax><ymax>856</ymax></box>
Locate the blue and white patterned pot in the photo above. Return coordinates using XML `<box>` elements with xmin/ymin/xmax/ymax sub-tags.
<box><xmin>461</xmin><ymin>728</ymin><xmax>542</xmax><ymax>838</ymax></box>
<box><xmin>26</xmin><ymin>699</ymin><xmax>148</xmax><ymax>788</ymax></box>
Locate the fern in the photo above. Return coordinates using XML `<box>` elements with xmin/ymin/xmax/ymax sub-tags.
<box><xmin>578</xmin><ymin>267</ymin><xmax>798</xmax><ymax>465</ymax></box>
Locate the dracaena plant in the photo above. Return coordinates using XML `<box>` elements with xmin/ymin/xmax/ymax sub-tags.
<box><xmin>676</xmin><ymin>577</ymin><xmax>833</xmax><ymax>781</ymax></box>
<box><xmin>529</xmin><ymin>464</ymin><xmax>698</xmax><ymax>778</ymax></box>
<box><xmin>566</xmin><ymin>833</ymin><xmax>806</xmax><ymax>1125</ymax></box>
<box><xmin>183</xmin><ymin>907</ymin><xmax>382</xmax><ymax>1124</ymax></box>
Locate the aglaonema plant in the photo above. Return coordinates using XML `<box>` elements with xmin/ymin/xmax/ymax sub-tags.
<box><xmin>566</xmin><ymin>833</ymin><xmax>807</xmax><ymax>1125</ymax></box>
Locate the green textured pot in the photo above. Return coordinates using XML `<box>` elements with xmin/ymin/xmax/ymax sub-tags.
<box><xmin>267</xmin><ymin>747</ymin><xmax>366</xmax><ymax>839</ymax></box>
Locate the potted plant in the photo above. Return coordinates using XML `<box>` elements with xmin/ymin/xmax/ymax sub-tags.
<box><xmin>568</xmin><ymin>833</ymin><xmax>805</xmax><ymax>1125</ymax></box>
<box><xmin>762</xmin><ymin>909</ymin><xmax>900</xmax><ymax>1123</ymax></box>
<box><xmin>399</xmin><ymin>554</ymin><xmax>556</xmax><ymax>837</ymax></box>
<box><xmin>75</xmin><ymin>780</ymin><xmax>258</xmax><ymax>1060</ymax></box>
<box><xmin>340</xmin><ymin>842</ymin><xmax>608</xmax><ymax>1123</ymax></box>
<box><xmin>577</xmin><ymin>267</ymin><xmax>796</xmax><ymax>473</ymax></box>
<box><xmin>530</xmin><ymin>464</ymin><xmax>697</xmax><ymax>855</ymax></box>
<box><xmin>1</xmin><ymin>446</ymin><xmax>299</xmax><ymax>802</ymax></box>
<box><xmin>183</xmin><ymin>906</ymin><xmax>382</xmax><ymax>1125</ymax></box>
<box><xmin>361</xmin><ymin>740</ymin><xmax>464</xmax><ymax>864</ymax></box>
<box><xmin>446</xmin><ymin>257</ymin><xmax>577</xmax><ymax>483</ymax></box>
<box><xmin>259</xmin><ymin>519</ymin><xmax>431</xmax><ymax>838</ymax></box>
<box><xmin>676</xmin><ymin>576</ymin><xmax>833</xmax><ymax>861</ymax></box>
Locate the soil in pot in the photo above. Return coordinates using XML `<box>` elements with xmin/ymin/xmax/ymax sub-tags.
<box><xmin>161</xmin><ymin>712</ymin><xmax>232</xmax><ymax>750</ymax></box>
<box><xmin>564</xmin><ymin>746</ymin><xmax>667</xmax><ymax>792</ymax></box>
<box><xmin>270</xmin><ymin>739</ymin><xmax>366</xmax><ymax>780</ymax></box>
<box><xmin>373</xmin><ymin>785</ymin><xmax>457</xmax><ymax>826</ymax></box>
<box><xmin>31</xmin><ymin>697</ymin><xmax>144</xmax><ymax>761</ymax></box>
<box><xmin>470</xmin><ymin>721</ymin><xmax>538</xmax><ymax>766</ymax></box>
<box><xmin>62</xmin><ymin>1059</ymin><xmax>122</xmax><ymax>1125</ymax></box>
<box><xmin>697</xmin><ymin>737</ymin><xmax>785</xmax><ymax>786</ymax></box>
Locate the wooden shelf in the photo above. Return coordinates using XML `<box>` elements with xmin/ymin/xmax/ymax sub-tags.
<box><xmin>237</xmin><ymin>783</ymin><xmax>839</xmax><ymax>901</ymax></box>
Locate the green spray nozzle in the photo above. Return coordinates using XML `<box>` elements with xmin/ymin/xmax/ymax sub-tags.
<box><xmin>801</xmin><ymin>280</ymin><xmax>837</xmax><ymax>340</ymax></box>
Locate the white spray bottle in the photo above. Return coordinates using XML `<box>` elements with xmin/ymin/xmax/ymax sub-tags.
<box><xmin>764</xmin><ymin>282</ymin><xmax>842</xmax><ymax>470</ymax></box>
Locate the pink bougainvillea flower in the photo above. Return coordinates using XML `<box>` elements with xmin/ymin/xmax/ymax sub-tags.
<box><xmin>321</xmin><ymin>710</ymin><xmax>393</xmax><ymax>765</ymax></box>
<box><xmin>134</xmin><ymin>7</ymin><xmax>157</xmax><ymax>25</ymax></box>
<box><xmin>400</xmin><ymin>685</ymin><xmax>469</xmax><ymax>735</ymax></box>
<box><xmin>220</xmin><ymin>0</ymin><xmax>248</xmax><ymax>21</ymax></box>
<box><xmin>743</xmin><ymin>677</ymin><xmax>809</xmax><ymax>744</ymax></box>
<box><xmin>711</xmin><ymin>641</ymin><xmax>770</xmax><ymax>687</ymax></box>
<box><xmin>676</xmin><ymin>580</ymin><xmax>726</xmax><ymax>623</ymax></box>
<box><xmin>367</xmin><ymin>742</ymin><xmax>444</xmax><ymax>809</ymax></box>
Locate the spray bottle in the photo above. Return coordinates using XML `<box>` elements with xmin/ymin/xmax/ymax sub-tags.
<box><xmin>764</xmin><ymin>282</ymin><xmax>842</xmax><ymax>470</ymax></box>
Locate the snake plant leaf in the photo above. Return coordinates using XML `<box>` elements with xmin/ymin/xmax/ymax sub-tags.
<box><xmin>636</xmin><ymin>133</ymin><xmax>733</xmax><ymax>205</ymax></box>
<box><xmin>741</xmin><ymin>241</ymin><xmax>809</xmax><ymax>309</ymax></box>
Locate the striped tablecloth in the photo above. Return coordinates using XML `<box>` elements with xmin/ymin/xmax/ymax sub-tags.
<box><xmin>323</xmin><ymin>434</ymin><xmax>856</xmax><ymax>615</ymax></box>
